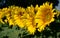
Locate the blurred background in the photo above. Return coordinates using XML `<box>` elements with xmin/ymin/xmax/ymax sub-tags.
<box><xmin>0</xmin><ymin>0</ymin><xmax>59</xmax><ymax>8</ymax></box>
<box><xmin>0</xmin><ymin>0</ymin><xmax>60</xmax><ymax>38</ymax></box>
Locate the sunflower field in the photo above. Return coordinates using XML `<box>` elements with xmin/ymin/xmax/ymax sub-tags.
<box><xmin>0</xmin><ymin>0</ymin><xmax>60</xmax><ymax>38</ymax></box>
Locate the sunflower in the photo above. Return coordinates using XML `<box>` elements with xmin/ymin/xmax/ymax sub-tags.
<box><xmin>13</xmin><ymin>7</ymin><xmax>26</xmax><ymax>28</ymax></box>
<box><xmin>35</xmin><ymin>2</ymin><xmax>56</xmax><ymax>32</ymax></box>
<box><xmin>27</xmin><ymin>25</ymin><xmax>36</xmax><ymax>34</ymax></box>
<box><xmin>0</xmin><ymin>9</ymin><xmax>5</xmax><ymax>24</ymax></box>
<box><xmin>25</xmin><ymin>5</ymin><xmax>37</xmax><ymax>34</ymax></box>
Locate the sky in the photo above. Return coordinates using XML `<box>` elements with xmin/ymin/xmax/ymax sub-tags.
<box><xmin>55</xmin><ymin>0</ymin><xmax>60</xmax><ymax>10</ymax></box>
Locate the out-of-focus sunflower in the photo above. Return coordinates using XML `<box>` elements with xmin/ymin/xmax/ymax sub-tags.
<box><xmin>26</xmin><ymin>15</ymin><xmax>36</xmax><ymax>34</ymax></box>
<box><xmin>35</xmin><ymin>2</ymin><xmax>56</xmax><ymax>32</ymax></box>
<box><xmin>0</xmin><ymin>9</ymin><xmax>5</xmax><ymax>24</ymax></box>
<box><xmin>0</xmin><ymin>9</ymin><xmax>3</xmax><ymax>19</ymax></box>
<box><xmin>27</xmin><ymin>25</ymin><xmax>36</xmax><ymax>34</ymax></box>
<box><xmin>25</xmin><ymin>5</ymin><xmax>36</xmax><ymax>34</ymax></box>
<box><xmin>13</xmin><ymin>7</ymin><xmax>26</xmax><ymax>28</ymax></box>
<box><xmin>14</xmin><ymin>15</ymin><xmax>25</xmax><ymax>28</ymax></box>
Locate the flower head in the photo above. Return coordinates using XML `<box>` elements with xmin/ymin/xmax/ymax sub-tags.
<box><xmin>36</xmin><ymin>2</ymin><xmax>56</xmax><ymax>32</ymax></box>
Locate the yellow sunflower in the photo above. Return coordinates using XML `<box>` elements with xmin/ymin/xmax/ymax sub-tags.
<box><xmin>35</xmin><ymin>2</ymin><xmax>56</xmax><ymax>32</ymax></box>
<box><xmin>0</xmin><ymin>9</ymin><xmax>5</xmax><ymax>24</ymax></box>
<box><xmin>13</xmin><ymin>7</ymin><xmax>26</xmax><ymax>28</ymax></box>
<box><xmin>25</xmin><ymin>5</ymin><xmax>37</xmax><ymax>34</ymax></box>
<box><xmin>26</xmin><ymin>15</ymin><xmax>36</xmax><ymax>34</ymax></box>
<box><xmin>27</xmin><ymin>25</ymin><xmax>36</xmax><ymax>34</ymax></box>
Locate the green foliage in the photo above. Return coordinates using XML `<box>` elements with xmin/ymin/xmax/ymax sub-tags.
<box><xmin>0</xmin><ymin>22</ymin><xmax>60</xmax><ymax>38</ymax></box>
<box><xmin>0</xmin><ymin>23</ymin><xmax>29</xmax><ymax>38</ymax></box>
